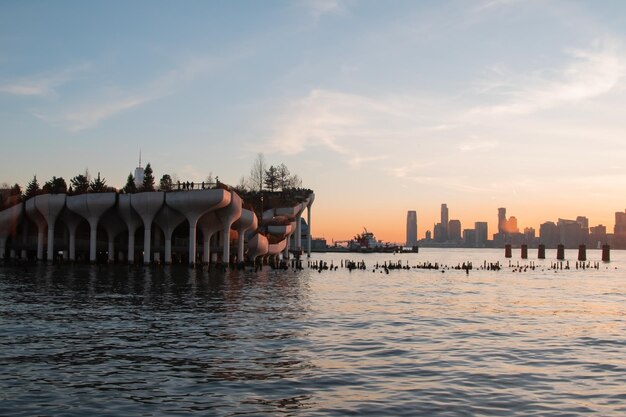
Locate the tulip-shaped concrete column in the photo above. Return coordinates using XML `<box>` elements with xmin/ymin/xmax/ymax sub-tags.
<box><xmin>166</xmin><ymin>189</ymin><xmax>231</xmax><ymax>266</ymax></box>
<box><xmin>216</xmin><ymin>191</ymin><xmax>242</xmax><ymax>264</ymax></box>
<box><xmin>248</xmin><ymin>233</ymin><xmax>269</xmax><ymax>260</ymax></box>
<box><xmin>66</xmin><ymin>193</ymin><xmax>117</xmax><ymax>263</ymax></box>
<box><xmin>197</xmin><ymin>211</ymin><xmax>221</xmax><ymax>264</ymax></box>
<box><xmin>100</xmin><ymin>212</ymin><xmax>126</xmax><ymax>263</ymax></box>
<box><xmin>0</xmin><ymin>203</ymin><xmax>23</xmax><ymax>260</ymax></box>
<box><xmin>130</xmin><ymin>192</ymin><xmax>164</xmax><ymax>264</ymax></box>
<box><xmin>118</xmin><ymin>195</ymin><xmax>142</xmax><ymax>264</ymax></box>
<box><xmin>34</xmin><ymin>194</ymin><xmax>66</xmax><ymax>262</ymax></box>
<box><xmin>283</xmin><ymin>221</ymin><xmax>297</xmax><ymax>259</ymax></box>
<box><xmin>232</xmin><ymin>209</ymin><xmax>257</xmax><ymax>262</ymax></box>
<box><xmin>307</xmin><ymin>193</ymin><xmax>315</xmax><ymax>258</ymax></box>
<box><xmin>154</xmin><ymin>205</ymin><xmax>185</xmax><ymax>264</ymax></box>
<box><xmin>25</xmin><ymin>198</ymin><xmax>47</xmax><ymax>260</ymax></box>
<box><xmin>59</xmin><ymin>209</ymin><xmax>83</xmax><ymax>261</ymax></box>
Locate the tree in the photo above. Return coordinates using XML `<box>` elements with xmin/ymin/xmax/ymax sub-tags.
<box><xmin>42</xmin><ymin>177</ymin><xmax>68</xmax><ymax>194</ymax></box>
<box><xmin>142</xmin><ymin>163</ymin><xmax>155</xmax><ymax>191</ymax></box>
<box><xmin>264</xmin><ymin>165</ymin><xmax>279</xmax><ymax>192</ymax></box>
<box><xmin>233</xmin><ymin>176</ymin><xmax>248</xmax><ymax>194</ymax></box>
<box><xmin>276</xmin><ymin>163</ymin><xmax>291</xmax><ymax>191</ymax></box>
<box><xmin>289</xmin><ymin>174</ymin><xmax>302</xmax><ymax>189</ymax></box>
<box><xmin>159</xmin><ymin>174</ymin><xmax>173</xmax><ymax>191</ymax></box>
<box><xmin>25</xmin><ymin>175</ymin><xmax>40</xmax><ymax>198</ymax></box>
<box><xmin>70</xmin><ymin>174</ymin><xmax>90</xmax><ymax>194</ymax></box>
<box><xmin>123</xmin><ymin>172</ymin><xmax>137</xmax><ymax>194</ymax></box>
<box><xmin>10</xmin><ymin>183</ymin><xmax>21</xmax><ymax>197</ymax></box>
<box><xmin>248</xmin><ymin>153</ymin><xmax>266</xmax><ymax>192</ymax></box>
<box><xmin>89</xmin><ymin>172</ymin><xmax>107</xmax><ymax>193</ymax></box>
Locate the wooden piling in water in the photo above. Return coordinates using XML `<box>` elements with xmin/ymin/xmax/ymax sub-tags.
<box><xmin>557</xmin><ymin>244</ymin><xmax>565</xmax><ymax>260</ymax></box>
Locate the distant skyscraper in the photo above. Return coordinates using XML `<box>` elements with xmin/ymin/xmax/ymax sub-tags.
<box><xmin>406</xmin><ymin>210</ymin><xmax>418</xmax><ymax>247</ymax></box>
<box><xmin>498</xmin><ymin>208</ymin><xmax>506</xmax><ymax>234</ymax></box>
<box><xmin>474</xmin><ymin>222</ymin><xmax>488</xmax><ymax>247</ymax></box>
<box><xmin>441</xmin><ymin>203</ymin><xmax>449</xmax><ymax>239</ymax></box>
<box><xmin>134</xmin><ymin>152</ymin><xmax>144</xmax><ymax>187</ymax></box>
<box><xmin>448</xmin><ymin>219</ymin><xmax>461</xmax><ymax>242</ymax></box>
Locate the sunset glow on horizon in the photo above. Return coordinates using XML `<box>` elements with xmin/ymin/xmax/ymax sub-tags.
<box><xmin>2</xmin><ymin>1</ymin><xmax>626</xmax><ymax>243</ymax></box>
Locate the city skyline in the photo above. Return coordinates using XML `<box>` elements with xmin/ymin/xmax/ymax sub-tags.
<box><xmin>2</xmin><ymin>1</ymin><xmax>626</xmax><ymax>243</ymax></box>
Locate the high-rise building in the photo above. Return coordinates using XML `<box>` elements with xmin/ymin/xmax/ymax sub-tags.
<box><xmin>406</xmin><ymin>210</ymin><xmax>418</xmax><ymax>247</ymax></box>
<box><xmin>441</xmin><ymin>204</ymin><xmax>449</xmax><ymax>239</ymax></box>
<box><xmin>589</xmin><ymin>225</ymin><xmax>607</xmax><ymax>247</ymax></box>
<box><xmin>134</xmin><ymin>152</ymin><xmax>144</xmax><ymax>187</ymax></box>
<box><xmin>474</xmin><ymin>222</ymin><xmax>488</xmax><ymax>247</ymax></box>
<box><xmin>498</xmin><ymin>208</ymin><xmax>506</xmax><ymax>234</ymax></box>
<box><xmin>448</xmin><ymin>219</ymin><xmax>461</xmax><ymax>242</ymax></box>
<box><xmin>433</xmin><ymin>223</ymin><xmax>445</xmax><ymax>242</ymax></box>
<box><xmin>425</xmin><ymin>230</ymin><xmax>432</xmax><ymax>240</ymax></box>
<box><xmin>539</xmin><ymin>221</ymin><xmax>559</xmax><ymax>248</ymax></box>
<box><xmin>558</xmin><ymin>218</ymin><xmax>585</xmax><ymax>249</ymax></box>
<box><xmin>463</xmin><ymin>229</ymin><xmax>476</xmax><ymax>247</ymax></box>
<box><xmin>614</xmin><ymin>210</ymin><xmax>626</xmax><ymax>248</ymax></box>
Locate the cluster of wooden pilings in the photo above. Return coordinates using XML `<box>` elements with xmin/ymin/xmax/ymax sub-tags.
<box><xmin>505</xmin><ymin>244</ymin><xmax>610</xmax><ymax>262</ymax></box>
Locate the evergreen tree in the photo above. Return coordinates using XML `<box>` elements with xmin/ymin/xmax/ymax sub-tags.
<box><xmin>89</xmin><ymin>172</ymin><xmax>107</xmax><ymax>193</ymax></box>
<box><xmin>142</xmin><ymin>163</ymin><xmax>155</xmax><ymax>191</ymax></box>
<box><xmin>123</xmin><ymin>172</ymin><xmax>137</xmax><ymax>194</ymax></box>
<box><xmin>159</xmin><ymin>174</ymin><xmax>173</xmax><ymax>191</ymax></box>
<box><xmin>70</xmin><ymin>174</ymin><xmax>90</xmax><ymax>194</ymax></box>
<box><xmin>10</xmin><ymin>183</ymin><xmax>22</xmax><ymax>197</ymax></box>
<box><xmin>42</xmin><ymin>177</ymin><xmax>68</xmax><ymax>194</ymax></box>
<box><xmin>25</xmin><ymin>175</ymin><xmax>40</xmax><ymax>198</ymax></box>
<box><xmin>264</xmin><ymin>165</ymin><xmax>279</xmax><ymax>192</ymax></box>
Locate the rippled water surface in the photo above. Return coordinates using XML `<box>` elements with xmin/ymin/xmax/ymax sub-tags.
<box><xmin>2</xmin><ymin>248</ymin><xmax>626</xmax><ymax>416</ymax></box>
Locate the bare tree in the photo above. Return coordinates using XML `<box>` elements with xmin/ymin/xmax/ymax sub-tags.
<box><xmin>248</xmin><ymin>153</ymin><xmax>266</xmax><ymax>192</ymax></box>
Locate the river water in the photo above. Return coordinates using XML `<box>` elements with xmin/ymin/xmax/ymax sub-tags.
<box><xmin>1</xmin><ymin>248</ymin><xmax>625</xmax><ymax>416</ymax></box>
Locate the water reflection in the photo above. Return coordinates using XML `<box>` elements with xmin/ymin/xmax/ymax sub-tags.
<box><xmin>2</xmin><ymin>250</ymin><xmax>626</xmax><ymax>416</ymax></box>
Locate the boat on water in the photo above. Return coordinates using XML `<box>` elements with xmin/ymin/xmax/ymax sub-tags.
<box><xmin>348</xmin><ymin>228</ymin><xmax>410</xmax><ymax>253</ymax></box>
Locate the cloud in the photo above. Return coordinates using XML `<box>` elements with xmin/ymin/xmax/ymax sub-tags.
<box><xmin>301</xmin><ymin>0</ymin><xmax>350</xmax><ymax>19</ymax></box>
<box><xmin>0</xmin><ymin>62</ymin><xmax>91</xmax><ymax>97</ymax></box>
<box><xmin>34</xmin><ymin>57</ymin><xmax>215</xmax><ymax>132</ymax></box>
<box><xmin>458</xmin><ymin>139</ymin><xmax>498</xmax><ymax>152</ymax></box>
<box><xmin>469</xmin><ymin>39</ymin><xmax>626</xmax><ymax>116</ymax></box>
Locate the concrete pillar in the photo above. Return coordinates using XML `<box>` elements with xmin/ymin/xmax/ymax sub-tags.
<box><xmin>222</xmin><ymin>226</ymin><xmax>231</xmax><ymax>263</ymax></box>
<box><xmin>108</xmin><ymin>235</ymin><xmax>115</xmax><ymax>262</ymax></box>
<box><xmin>66</xmin><ymin>193</ymin><xmax>116</xmax><ymax>264</ymax></box>
<box><xmin>166</xmin><ymin>189</ymin><xmax>231</xmax><ymax>267</ymax></box>
<box><xmin>578</xmin><ymin>245</ymin><xmax>586</xmax><ymax>262</ymax></box>
<box><xmin>131</xmin><ymin>192</ymin><xmax>164</xmax><ymax>265</ymax></box>
<box><xmin>557</xmin><ymin>244</ymin><xmax>565</xmax><ymax>260</ymax></box>
<box><xmin>283</xmin><ymin>235</ymin><xmax>290</xmax><ymax>259</ymax></box>
<box><xmin>37</xmin><ymin>231</ymin><xmax>45</xmax><ymax>260</ymax></box>
<box><xmin>521</xmin><ymin>244</ymin><xmax>528</xmax><ymax>259</ymax></box>
<box><xmin>164</xmin><ymin>239</ymin><xmax>172</xmax><ymax>264</ymax></box>
<box><xmin>307</xmin><ymin>205</ymin><xmax>312</xmax><ymax>258</ymax></box>
<box><xmin>35</xmin><ymin>194</ymin><xmax>66</xmax><ymax>263</ymax></box>
<box><xmin>295</xmin><ymin>214</ymin><xmax>302</xmax><ymax>251</ymax></box>
<box><xmin>602</xmin><ymin>244</ymin><xmax>610</xmax><ymax>262</ymax></box>
<box><xmin>0</xmin><ymin>236</ymin><xmax>6</xmax><ymax>260</ymax></box>
<box><xmin>117</xmin><ymin>194</ymin><xmax>142</xmax><ymax>265</ymax></box>
<box><xmin>237</xmin><ymin>233</ymin><xmax>245</xmax><ymax>263</ymax></box>
<box><xmin>505</xmin><ymin>244</ymin><xmax>512</xmax><ymax>258</ymax></box>
<box><xmin>538</xmin><ymin>244</ymin><xmax>546</xmax><ymax>259</ymax></box>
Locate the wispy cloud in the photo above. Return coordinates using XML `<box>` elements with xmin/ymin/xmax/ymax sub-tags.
<box><xmin>34</xmin><ymin>57</ymin><xmax>215</xmax><ymax>132</ymax></box>
<box><xmin>301</xmin><ymin>0</ymin><xmax>350</xmax><ymax>19</ymax></box>
<box><xmin>469</xmin><ymin>39</ymin><xmax>626</xmax><ymax>116</ymax></box>
<box><xmin>0</xmin><ymin>62</ymin><xmax>91</xmax><ymax>97</ymax></box>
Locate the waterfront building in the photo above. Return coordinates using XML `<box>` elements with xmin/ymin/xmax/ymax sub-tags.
<box><xmin>539</xmin><ymin>221</ymin><xmax>559</xmax><ymax>248</ymax></box>
<box><xmin>433</xmin><ymin>223</ymin><xmax>445</xmax><ymax>242</ymax></box>
<box><xmin>474</xmin><ymin>222</ymin><xmax>488</xmax><ymax>248</ymax></box>
<box><xmin>498</xmin><ymin>207</ymin><xmax>506</xmax><ymax>234</ymax></box>
<box><xmin>589</xmin><ymin>224</ymin><xmax>607</xmax><ymax>248</ymax></box>
<box><xmin>448</xmin><ymin>219</ymin><xmax>461</xmax><ymax>242</ymax></box>
<box><xmin>406</xmin><ymin>210</ymin><xmax>418</xmax><ymax>247</ymax></box>
<box><xmin>557</xmin><ymin>218</ymin><xmax>585</xmax><ymax>249</ymax></box>
<box><xmin>441</xmin><ymin>204</ymin><xmax>449</xmax><ymax>240</ymax></box>
<box><xmin>463</xmin><ymin>229</ymin><xmax>476</xmax><ymax>247</ymax></box>
<box><xmin>614</xmin><ymin>210</ymin><xmax>626</xmax><ymax>249</ymax></box>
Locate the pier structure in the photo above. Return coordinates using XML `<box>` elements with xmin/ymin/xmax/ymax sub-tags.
<box><xmin>0</xmin><ymin>189</ymin><xmax>315</xmax><ymax>266</ymax></box>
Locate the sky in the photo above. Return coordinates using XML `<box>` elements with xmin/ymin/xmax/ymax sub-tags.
<box><xmin>2</xmin><ymin>0</ymin><xmax>626</xmax><ymax>243</ymax></box>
